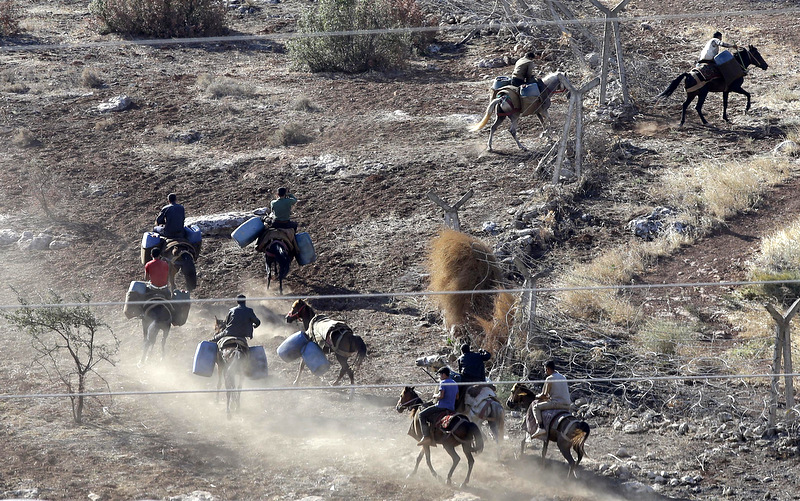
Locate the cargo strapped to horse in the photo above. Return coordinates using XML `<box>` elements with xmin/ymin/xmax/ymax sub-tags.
<box><xmin>164</xmin><ymin>238</ymin><xmax>200</xmax><ymax>260</ymax></box>
<box><xmin>308</xmin><ymin>314</ymin><xmax>356</xmax><ymax>357</ymax></box>
<box><xmin>256</xmin><ymin>226</ymin><xmax>296</xmax><ymax>254</ymax></box>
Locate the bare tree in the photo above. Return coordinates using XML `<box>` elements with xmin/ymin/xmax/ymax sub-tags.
<box><xmin>2</xmin><ymin>290</ymin><xmax>119</xmax><ymax>424</ymax></box>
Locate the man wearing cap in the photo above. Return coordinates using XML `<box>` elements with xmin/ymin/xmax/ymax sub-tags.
<box><xmin>212</xmin><ymin>294</ymin><xmax>261</xmax><ymax>343</ymax></box>
<box><xmin>416</xmin><ymin>366</ymin><xmax>459</xmax><ymax>447</ymax></box>
<box><xmin>155</xmin><ymin>193</ymin><xmax>186</xmax><ymax>239</ymax></box>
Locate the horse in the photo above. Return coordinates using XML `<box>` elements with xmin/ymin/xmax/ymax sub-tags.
<box><xmin>506</xmin><ymin>382</ymin><xmax>590</xmax><ymax>478</ymax></box>
<box><xmin>139</xmin><ymin>297</ymin><xmax>172</xmax><ymax>366</ymax></box>
<box><xmin>415</xmin><ymin>354</ymin><xmax>505</xmax><ymax>444</ymax></box>
<box><xmin>470</xmin><ymin>71</ymin><xmax>569</xmax><ymax>152</ymax></box>
<box><xmin>285</xmin><ymin>299</ymin><xmax>367</xmax><ymax>386</ymax></box>
<box><xmin>212</xmin><ymin>317</ymin><xmax>247</xmax><ymax>419</ymax></box>
<box><xmin>656</xmin><ymin>45</ymin><xmax>768</xmax><ymax>126</ymax></box>
<box><xmin>162</xmin><ymin>239</ymin><xmax>198</xmax><ymax>291</ymax></box>
<box><xmin>265</xmin><ymin>239</ymin><xmax>293</xmax><ymax>295</ymax></box>
<box><xmin>395</xmin><ymin>386</ymin><xmax>484</xmax><ymax>487</ymax></box>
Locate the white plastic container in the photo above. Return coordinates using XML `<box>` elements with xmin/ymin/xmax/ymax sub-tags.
<box><xmin>128</xmin><ymin>281</ymin><xmax>147</xmax><ymax>294</ymax></box>
<box><xmin>192</xmin><ymin>341</ymin><xmax>217</xmax><ymax>377</ymax></box>
<box><xmin>231</xmin><ymin>217</ymin><xmax>265</xmax><ymax>248</ymax></box>
<box><xmin>492</xmin><ymin>76</ymin><xmax>512</xmax><ymax>90</ymax></box>
<box><xmin>141</xmin><ymin>231</ymin><xmax>162</xmax><ymax>249</ymax></box>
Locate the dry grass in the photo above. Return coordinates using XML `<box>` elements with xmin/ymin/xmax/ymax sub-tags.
<box><xmin>290</xmin><ymin>97</ymin><xmax>317</xmax><ymax>112</ymax></box>
<box><xmin>270</xmin><ymin>123</ymin><xmax>312</xmax><ymax>147</ymax></box>
<box><xmin>745</xmin><ymin>215</ymin><xmax>800</xmax><ymax>303</ymax></box>
<box><xmin>195</xmin><ymin>73</ymin><xmax>254</xmax><ymax>99</ymax></box>
<box><xmin>12</xmin><ymin>128</ymin><xmax>40</xmax><ymax>148</ymax></box>
<box><xmin>474</xmin><ymin>292</ymin><xmax>517</xmax><ymax>353</ymax></box>
<box><xmin>658</xmin><ymin>157</ymin><xmax>792</xmax><ymax>222</ymax></box>
<box><xmin>81</xmin><ymin>68</ymin><xmax>105</xmax><ymax>89</ymax></box>
<box><xmin>428</xmin><ymin>229</ymin><xmax>503</xmax><ymax>331</ymax></box>
<box><xmin>0</xmin><ymin>0</ymin><xmax>20</xmax><ymax>36</ymax></box>
<box><xmin>634</xmin><ymin>318</ymin><xmax>697</xmax><ymax>356</ymax></box>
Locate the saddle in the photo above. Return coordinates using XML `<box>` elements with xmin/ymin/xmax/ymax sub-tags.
<box><xmin>256</xmin><ymin>226</ymin><xmax>296</xmax><ymax>255</ymax></box>
<box><xmin>525</xmin><ymin>405</ymin><xmax>571</xmax><ymax>439</ymax></box>
<box><xmin>164</xmin><ymin>237</ymin><xmax>200</xmax><ymax>260</ymax></box>
<box><xmin>308</xmin><ymin>315</ymin><xmax>355</xmax><ymax>357</ymax></box>
<box><xmin>495</xmin><ymin>85</ymin><xmax>546</xmax><ymax>118</ymax></box>
<box><xmin>216</xmin><ymin>336</ymin><xmax>249</xmax><ymax>352</ymax></box>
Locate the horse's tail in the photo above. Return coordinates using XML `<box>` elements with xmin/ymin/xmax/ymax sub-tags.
<box><xmin>493</xmin><ymin>400</ymin><xmax>505</xmax><ymax>442</ymax></box>
<box><xmin>352</xmin><ymin>335</ymin><xmax>367</xmax><ymax>370</ymax></box>
<box><xmin>655</xmin><ymin>73</ymin><xmax>689</xmax><ymax>102</ymax></box>
<box><xmin>467</xmin><ymin>421</ymin><xmax>484</xmax><ymax>454</ymax></box>
<box><xmin>271</xmin><ymin>241</ymin><xmax>292</xmax><ymax>280</ymax></box>
<box><xmin>571</xmin><ymin>420</ymin><xmax>590</xmax><ymax>456</ymax></box>
<box><xmin>469</xmin><ymin>98</ymin><xmax>501</xmax><ymax>131</ymax></box>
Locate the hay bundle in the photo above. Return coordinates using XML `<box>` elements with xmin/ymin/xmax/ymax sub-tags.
<box><xmin>428</xmin><ymin>229</ymin><xmax>504</xmax><ymax>334</ymax></box>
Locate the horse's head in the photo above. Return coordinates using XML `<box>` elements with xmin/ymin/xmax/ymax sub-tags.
<box><xmin>396</xmin><ymin>386</ymin><xmax>421</xmax><ymax>413</ymax></box>
<box><xmin>285</xmin><ymin>298</ymin><xmax>308</xmax><ymax>324</ymax></box>
<box><xmin>747</xmin><ymin>45</ymin><xmax>768</xmax><ymax>71</ymax></box>
<box><xmin>542</xmin><ymin>71</ymin><xmax>569</xmax><ymax>96</ymax></box>
<box><xmin>506</xmin><ymin>382</ymin><xmax>534</xmax><ymax>410</ymax></box>
<box><xmin>213</xmin><ymin>316</ymin><xmax>225</xmax><ymax>335</ymax></box>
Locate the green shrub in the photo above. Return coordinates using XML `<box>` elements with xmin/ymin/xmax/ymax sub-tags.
<box><xmin>0</xmin><ymin>0</ymin><xmax>21</xmax><ymax>36</ymax></box>
<box><xmin>634</xmin><ymin>318</ymin><xmax>695</xmax><ymax>356</ymax></box>
<box><xmin>90</xmin><ymin>0</ymin><xmax>226</xmax><ymax>38</ymax></box>
<box><xmin>288</xmin><ymin>0</ymin><xmax>433</xmax><ymax>73</ymax></box>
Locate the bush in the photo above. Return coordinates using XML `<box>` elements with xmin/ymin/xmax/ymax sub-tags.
<box><xmin>90</xmin><ymin>0</ymin><xmax>226</xmax><ymax>38</ymax></box>
<box><xmin>270</xmin><ymin>123</ymin><xmax>312</xmax><ymax>147</ymax></box>
<box><xmin>288</xmin><ymin>0</ymin><xmax>433</xmax><ymax>73</ymax></box>
<box><xmin>0</xmin><ymin>0</ymin><xmax>20</xmax><ymax>36</ymax></box>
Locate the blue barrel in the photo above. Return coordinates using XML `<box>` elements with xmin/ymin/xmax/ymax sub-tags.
<box><xmin>171</xmin><ymin>290</ymin><xmax>190</xmax><ymax>326</ymax></box>
<box><xmin>129</xmin><ymin>281</ymin><xmax>147</xmax><ymax>294</ymax></box>
<box><xmin>141</xmin><ymin>231</ymin><xmax>162</xmax><ymax>249</ymax></box>
<box><xmin>492</xmin><ymin>76</ymin><xmax>511</xmax><ymax>90</ymax></box>
<box><xmin>714</xmin><ymin>50</ymin><xmax>733</xmax><ymax>65</ymax></box>
<box><xmin>301</xmin><ymin>341</ymin><xmax>330</xmax><ymax>376</ymax></box>
<box><xmin>246</xmin><ymin>345</ymin><xmax>269</xmax><ymax>379</ymax></box>
<box><xmin>521</xmin><ymin>83</ymin><xmax>540</xmax><ymax>98</ymax></box>
<box><xmin>184</xmin><ymin>225</ymin><xmax>202</xmax><ymax>244</ymax></box>
<box><xmin>231</xmin><ymin>217</ymin><xmax>265</xmax><ymax>248</ymax></box>
<box><xmin>295</xmin><ymin>232</ymin><xmax>317</xmax><ymax>265</ymax></box>
<box><xmin>277</xmin><ymin>331</ymin><xmax>309</xmax><ymax>362</ymax></box>
<box><xmin>192</xmin><ymin>341</ymin><xmax>217</xmax><ymax>377</ymax></box>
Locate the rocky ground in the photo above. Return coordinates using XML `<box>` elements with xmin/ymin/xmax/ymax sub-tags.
<box><xmin>1</xmin><ymin>0</ymin><xmax>800</xmax><ymax>500</ymax></box>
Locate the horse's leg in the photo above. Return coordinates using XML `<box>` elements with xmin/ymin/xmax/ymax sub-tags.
<box><xmin>729</xmin><ymin>85</ymin><xmax>751</xmax><ymax>114</ymax></box>
<box><xmin>293</xmin><ymin>359</ymin><xmax>306</xmax><ymax>385</ymax></box>
<box><xmin>488</xmin><ymin>115</ymin><xmax>505</xmax><ymax>152</ymax></box>
<box><xmin>509</xmin><ymin>114</ymin><xmax>526</xmax><ymax>151</ymax></box>
<box><xmin>541</xmin><ymin>437</ymin><xmax>550</xmax><ymax>467</ymax></box>
<box><xmin>556</xmin><ymin>435</ymin><xmax>577</xmax><ymax>478</ymax></box>
<box><xmin>680</xmin><ymin>92</ymin><xmax>695</xmax><ymax>126</ymax></box>
<box><xmin>139</xmin><ymin>318</ymin><xmax>151</xmax><ymax>366</ymax></box>
<box><xmin>443</xmin><ymin>443</ymin><xmax>460</xmax><ymax>486</ymax></box>
<box><xmin>695</xmin><ymin>90</ymin><xmax>709</xmax><ymax>125</ymax></box>
<box><xmin>160</xmin><ymin>325</ymin><xmax>170</xmax><ymax>361</ymax></box>
<box><xmin>408</xmin><ymin>449</ymin><xmax>425</xmax><ymax>478</ymax></box>
<box><xmin>216</xmin><ymin>356</ymin><xmax>224</xmax><ymax>403</ymax></box>
<box><xmin>423</xmin><ymin>446</ymin><xmax>438</xmax><ymax>479</ymax></box>
<box><xmin>462</xmin><ymin>445</ymin><xmax>475</xmax><ymax>487</ymax></box>
<box><xmin>722</xmin><ymin>91</ymin><xmax>730</xmax><ymax>122</ymax></box>
<box><xmin>265</xmin><ymin>255</ymin><xmax>273</xmax><ymax>290</ymax></box>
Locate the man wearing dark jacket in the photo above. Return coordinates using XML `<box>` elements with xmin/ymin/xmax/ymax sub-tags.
<box><xmin>155</xmin><ymin>193</ymin><xmax>186</xmax><ymax>239</ymax></box>
<box><xmin>457</xmin><ymin>344</ymin><xmax>491</xmax><ymax>383</ymax></box>
<box><xmin>212</xmin><ymin>295</ymin><xmax>261</xmax><ymax>342</ymax></box>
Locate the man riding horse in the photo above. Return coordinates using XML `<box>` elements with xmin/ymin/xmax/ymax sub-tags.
<box><xmin>211</xmin><ymin>294</ymin><xmax>261</xmax><ymax>353</ymax></box>
<box><xmin>530</xmin><ymin>360</ymin><xmax>572</xmax><ymax>439</ymax></box>
<box><xmin>154</xmin><ymin>192</ymin><xmax>185</xmax><ymax>239</ymax></box>
<box><xmin>416</xmin><ymin>366</ymin><xmax>459</xmax><ymax>447</ymax></box>
<box><xmin>456</xmin><ymin>343</ymin><xmax>490</xmax><ymax>405</ymax></box>
<box><xmin>511</xmin><ymin>51</ymin><xmax>544</xmax><ymax>90</ymax></box>
<box><xmin>697</xmin><ymin>31</ymin><xmax>737</xmax><ymax>66</ymax></box>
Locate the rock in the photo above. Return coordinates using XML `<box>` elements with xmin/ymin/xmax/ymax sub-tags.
<box><xmin>49</xmin><ymin>238</ymin><xmax>73</xmax><ymax>250</ymax></box>
<box><xmin>185</xmin><ymin>212</ymin><xmax>252</xmax><ymax>237</ymax></box>
<box><xmin>585</xmin><ymin>52</ymin><xmax>600</xmax><ymax>68</ymax></box>
<box><xmin>773</xmin><ymin>140</ymin><xmax>799</xmax><ymax>157</ymax></box>
<box><xmin>0</xmin><ymin>228</ymin><xmax>20</xmax><ymax>245</ymax></box>
<box><xmin>623</xmin><ymin>422</ymin><xmax>646</xmax><ymax>434</ymax></box>
<box><xmin>616</xmin><ymin>446</ymin><xmax>631</xmax><ymax>458</ymax></box>
<box><xmin>678</xmin><ymin>421</ymin><xmax>690</xmax><ymax>435</ymax></box>
<box><xmin>482</xmin><ymin>221</ymin><xmax>499</xmax><ymax>235</ymax></box>
<box><xmin>681</xmin><ymin>475</ymin><xmax>696</xmax><ymax>485</ymax></box>
<box><xmin>98</xmin><ymin>94</ymin><xmax>132</xmax><ymax>112</ymax></box>
<box><xmin>622</xmin><ymin>481</ymin><xmax>654</xmax><ymax>495</ymax></box>
<box><xmin>171</xmin><ymin>130</ymin><xmax>202</xmax><ymax>144</ymax></box>
<box><xmin>474</xmin><ymin>57</ymin><xmax>506</xmax><ymax>69</ymax></box>
<box><xmin>167</xmin><ymin>492</ymin><xmax>218</xmax><ymax>501</ymax></box>
<box><xmin>628</xmin><ymin>206</ymin><xmax>692</xmax><ymax>241</ymax></box>
<box><xmin>718</xmin><ymin>411</ymin><xmax>733</xmax><ymax>422</ymax></box>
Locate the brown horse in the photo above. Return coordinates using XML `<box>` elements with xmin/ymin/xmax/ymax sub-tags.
<box><xmin>212</xmin><ymin>317</ymin><xmax>247</xmax><ymax>419</ymax></box>
<box><xmin>395</xmin><ymin>386</ymin><xmax>484</xmax><ymax>487</ymax></box>
<box><xmin>285</xmin><ymin>299</ymin><xmax>367</xmax><ymax>386</ymax></box>
<box><xmin>506</xmin><ymin>382</ymin><xmax>590</xmax><ymax>478</ymax></box>
<box><xmin>162</xmin><ymin>239</ymin><xmax>198</xmax><ymax>291</ymax></box>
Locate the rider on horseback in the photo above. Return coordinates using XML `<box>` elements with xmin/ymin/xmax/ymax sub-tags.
<box><xmin>511</xmin><ymin>51</ymin><xmax>544</xmax><ymax>90</ymax></box>
<box><xmin>144</xmin><ymin>247</ymin><xmax>169</xmax><ymax>288</ymax></box>
<box><xmin>697</xmin><ymin>31</ymin><xmax>737</xmax><ymax>66</ymax></box>
<box><xmin>416</xmin><ymin>366</ymin><xmax>458</xmax><ymax>447</ymax></box>
<box><xmin>530</xmin><ymin>360</ymin><xmax>572</xmax><ymax>439</ymax></box>
<box><xmin>270</xmin><ymin>187</ymin><xmax>298</xmax><ymax>230</ymax></box>
<box><xmin>211</xmin><ymin>294</ymin><xmax>261</xmax><ymax>350</ymax></box>
<box><xmin>154</xmin><ymin>193</ymin><xmax>186</xmax><ymax>239</ymax></box>
<box><xmin>457</xmin><ymin>344</ymin><xmax>490</xmax><ymax>384</ymax></box>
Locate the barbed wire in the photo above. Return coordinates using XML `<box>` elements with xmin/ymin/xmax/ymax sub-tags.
<box><xmin>1</xmin><ymin>278</ymin><xmax>799</xmax><ymax>310</ymax></box>
<box><xmin>0</xmin><ymin>6</ymin><xmax>798</xmax><ymax>53</ymax></box>
<box><xmin>0</xmin><ymin>372</ymin><xmax>797</xmax><ymax>401</ymax></box>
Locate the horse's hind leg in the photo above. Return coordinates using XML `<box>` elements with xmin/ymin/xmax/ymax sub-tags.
<box><xmin>443</xmin><ymin>443</ymin><xmax>460</xmax><ymax>486</ymax></box>
<box><xmin>488</xmin><ymin>116</ymin><xmax>505</xmax><ymax>152</ymax></box>
<box><xmin>509</xmin><ymin>115</ymin><xmax>526</xmax><ymax>151</ymax></box>
<box><xmin>462</xmin><ymin>447</ymin><xmax>475</xmax><ymax>487</ymax></box>
<box><xmin>557</xmin><ymin>436</ymin><xmax>578</xmax><ymax>478</ymax></box>
<box><xmin>695</xmin><ymin>92</ymin><xmax>709</xmax><ymax>125</ymax></box>
<box><xmin>680</xmin><ymin>94</ymin><xmax>695</xmax><ymax>126</ymax></box>
<box><xmin>160</xmin><ymin>326</ymin><xmax>170</xmax><ymax>361</ymax></box>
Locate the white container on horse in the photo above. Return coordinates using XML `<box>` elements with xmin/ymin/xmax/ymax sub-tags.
<box><xmin>295</xmin><ymin>232</ymin><xmax>317</xmax><ymax>265</ymax></box>
<box><xmin>231</xmin><ymin>217</ymin><xmax>265</xmax><ymax>248</ymax></box>
<box><xmin>492</xmin><ymin>76</ymin><xmax>512</xmax><ymax>90</ymax></box>
<box><xmin>141</xmin><ymin>231</ymin><xmax>163</xmax><ymax>249</ymax></box>
<box><xmin>277</xmin><ymin>331</ymin><xmax>309</xmax><ymax>362</ymax></box>
<box><xmin>246</xmin><ymin>345</ymin><xmax>269</xmax><ymax>379</ymax></box>
<box><xmin>301</xmin><ymin>341</ymin><xmax>330</xmax><ymax>376</ymax></box>
<box><xmin>192</xmin><ymin>341</ymin><xmax>217</xmax><ymax>377</ymax></box>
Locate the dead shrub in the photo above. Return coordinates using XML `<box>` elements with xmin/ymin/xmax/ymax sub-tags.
<box><xmin>81</xmin><ymin>68</ymin><xmax>105</xmax><ymax>89</ymax></box>
<box><xmin>428</xmin><ymin>229</ymin><xmax>503</xmax><ymax>332</ymax></box>
<box><xmin>270</xmin><ymin>123</ymin><xmax>312</xmax><ymax>147</ymax></box>
<box><xmin>197</xmin><ymin>74</ymin><xmax>254</xmax><ymax>100</ymax></box>
<box><xmin>90</xmin><ymin>0</ymin><xmax>226</xmax><ymax>38</ymax></box>
<box><xmin>0</xmin><ymin>0</ymin><xmax>21</xmax><ymax>36</ymax></box>
<box><xmin>475</xmin><ymin>292</ymin><xmax>517</xmax><ymax>353</ymax></box>
<box><xmin>290</xmin><ymin>97</ymin><xmax>317</xmax><ymax>112</ymax></box>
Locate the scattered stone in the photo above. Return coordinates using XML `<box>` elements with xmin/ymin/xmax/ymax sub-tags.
<box><xmin>98</xmin><ymin>94</ymin><xmax>132</xmax><ymax>112</ymax></box>
<box><xmin>678</xmin><ymin>421</ymin><xmax>690</xmax><ymax>435</ymax></box>
<box><xmin>0</xmin><ymin>229</ymin><xmax>20</xmax><ymax>245</ymax></box>
<box><xmin>616</xmin><ymin>446</ymin><xmax>631</xmax><ymax>457</ymax></box>
<box><xmin>628</xmin><ymin>206</ymin><xmax>692</xmax><ymax>241</ymax></box>
<box><xmin>167</xmin><ymin>492</ymin><xmax>218</xmax><ymax>501</ymax></box>
<box><xmin>474</xmin><ymin>57</ymin><xmax>506</xmax><ymax>69</ymax></box>
<box><xmin>49</xmin><ymin>238</ymin><xmax>73</xmax><ymax>250</ymax></box>
<box><xmin>773</xmin><ymin>139</ymin><xmax>799</xmax><ymax>157</ymax></box>
<box><xmin>622</xmin><ymin>481</ymin><xmax>654</xmax><ymax>495</ymax></box>
<box><xmin>171</xmin><ymin>130</ymin><xmax>202</xmax><ymax>144</ymax></box>
<box><xmin>185</xmin><ymin>212</ymin><xmax>252</xmax><ymax>237</ymax></box>
<box><xmin>623</xmin><ymin>422</ymin><xmax>646</xmax><ymax>434</ymax></box>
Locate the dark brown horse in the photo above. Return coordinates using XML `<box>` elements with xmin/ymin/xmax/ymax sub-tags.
<box><xmin>506</xmin><ymin>382</ymin><xmax>590</xmax><ymax>478</ymax></box>
<box><xmin>395</xmin><ymin>386</ymin><xmax>484</xmax><ymax>487</ymax></box>
<box><xmin>285</xmin><ymin>299</ymin><xmax>367</xmax><ymax>386</ymax></box>
<box><xmin>656</xmin><ymin>45</ymin><xmax>768</xmax><ymax>126</ymax></box>
<box><xmin>213</xmin><ymin>317</ymin><xmax>247</xmax><ymax>419</ymax></box>
<box><xmin>162</xmin><ymin>239</ymin><xmax>198</xmax><ymax>291</ymax></box>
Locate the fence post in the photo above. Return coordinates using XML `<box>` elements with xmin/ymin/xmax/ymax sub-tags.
<box><xmin>427</xmin><ymin>189</ymin><xmax>474</xmax><ymax>232</ymax></box>
<box><xmin>765</xmin><ymin>298</ymin><xmax>800</xmax><ymax>426</ymax></box>
<box><xmin>589</xmin><ymin>0</ymin><xmax>632</xmax><ymax>105</ymax></box>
